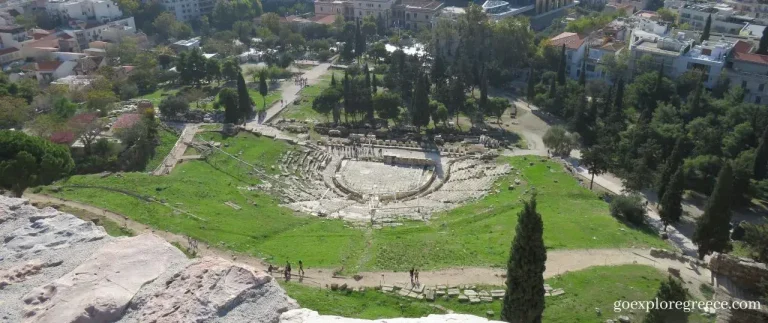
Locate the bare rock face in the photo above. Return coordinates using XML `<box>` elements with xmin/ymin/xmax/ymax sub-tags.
<box><xmin>280</xmin><ymin>309</ymin><xmax>506</xmax><ymax>323</ymax></box>
<box><xmin>710</xmin><ymin>253</ymin><xmax>768</xmax><ymax>295</ymax></box>
<box><xmin>0</xmin><ymin>260</ymin><xmax>62</xmax><ymax>289</ymax></box>
<box><xmin>21</xmin><ymin>234</ymin><xmax>188</xmax><ymax>323</ymax></box>
<box><xmin>123</xmin><ymin>257</ymin><xmax>299</xmax><ymax>323</ymax></box>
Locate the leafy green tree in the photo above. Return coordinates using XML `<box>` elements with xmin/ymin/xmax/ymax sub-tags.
<box><xmin>527</xmin><ymin>67</ymin><xmax>535</xmax><ymax>102</ymax></box>
<box><xmin>372</xmin><ymin>74</ymin><xmax>378</xmax><ymax>94</ymax></box>
<box><xmin>700</xmin><ymin>14</ymin><xmax>711</xmax><ymax>42</ymax></box>
<box><xmin>221</xmin><ymin>58</ymin><xmax>241</xmax><ymax>82</ymax></box>
<box><xmin>219</xmin><ymin>88</ymin><xmax>239</xmax><ymax>124</ymax></box>
<box><xmin>501</xmin><ymin>196</ymin><xmax>546</xmax><ymax>323</ymax></box>
<box><xmin>158</xmin><ymin>95</ymin><xmax>189</xmax><ymax>118</ymax></box>
<box><xmin>0</xmin><ymin>96</ymin><xmax>32</xmax><ymax>129</ymax></box>
<box><xmin>543</xmin><ymin>126</ymin><xmax>579</xmax><ymax>156</ymax></box>
<box><xmin>373</xmin><ymin>92</ymin><xmax>401</xmax><ymax>122</ymax></box>
<box><xmin>313</xmin><ymin>87</ymin><xmax>342</xmax><ymax>122</ymax></box>
<box><xmin>0</xmin><ymin>130</ymin><xmax>74</xmax><ymax>197</ymax></box>
<box><xmin>488</xmin><ymin>97</ymin><xmax>510</xmax><ymax>124</ymax></box>
<box><xmin>581</xmin><ymin>144</ymin><xmax>611</xmax><ymax>190</ymax></box>
<box><xmin>659</xmin><ymin>167</ymin><xmax>685</xmax><ymax>230</ymax></box>
<box><xmin>435</xmin><ymin>103</ymin><xmax>449</xmax><ymax>127</ymax></box>
<box><xmin>212</xmin><ymin>0</ymin><xmax>263</xmax><ymax>30</ymax></box>
<box><xmin>643</xmin><ymin>276</ymin><xmax>689</xmax><ymax>323</ymax></box>
<box><xmin>755</xmin><ymin>125</ymin><xmax>768</xmax><ymax>180</ymax></box>
<box><xmin>411</xmin><ymin>74</ymin><xmax>431</xmax><ymax>129</ymax></box>
<box><xmin>205</xmin><ymin>59</ymin><xmax>221</xmax><ymax>84</ymax></box>
<box><xmin>693</xmin><ymin>162</ymin><xmax>734</xmax><ymax>259</ymax></box>
<box><xmin>237</xmin><ymin>72</ymin><xmax>252</xmax><ymax>123</ymax></box>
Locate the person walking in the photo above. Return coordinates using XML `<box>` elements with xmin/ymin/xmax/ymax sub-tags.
<box><xmin>409</xmin><ymin>267</ymin><xmax>415</xmax><ymax>286</ymax></box>
<box><xmin>414</xmin><ymin>269</ymin><xmax>420</xmax><ymax>286</ymax></box>
<box><xmin>298</xmin><ymin>260</ymin><xmax>305</xmax><ymax>276</ymax></box>
<box><xmin>285</xmin><ymin>261</ymin><xmax>292</xmax><ymax>280</ymax></box>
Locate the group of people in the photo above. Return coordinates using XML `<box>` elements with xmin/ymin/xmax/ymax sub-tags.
<box><xmin>267</xmin><ymin>260</ymin><xmax>305</xmax><ymax>281</ymax></box>
<box><xmin>409</xmin><ymin>267</ymin><xmax>420</xmax><ymax>287</ymax></box>
<box><xmin>294</xmin><ymin>77</ymin><xmax>308</xmax><ymax>88</ymax></box>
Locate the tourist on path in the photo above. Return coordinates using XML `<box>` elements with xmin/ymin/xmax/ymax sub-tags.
<box><xmin>409</xmin><ymin>267</ymin><xmax>415</xmax><ymax>285</ymax></box>
<box><xmin>298</xmin><ymin>260</ymin><xmax>305</xmax><ymax>276</ymax></box>
<box><xmin>285</xmin><ymin>261</ymin><xmax>292</xmax><ymax>281</ymax></box>
<box><xmin>414</xmin><ymin>269</ymin><xmax>420</xmax><ymax>286</ymax></box>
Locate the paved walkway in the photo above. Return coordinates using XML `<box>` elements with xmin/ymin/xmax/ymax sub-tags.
<box><xmin>248</xmin><ymin>62</ymin><xmax>331</xmax><ymax>125</ymax></box>
<box><xmin>153</xmin><ymin>123</ymin><xmax>199</xmax><ymax>176</ymax></box>
<box><xmin>24</xmin><ymin>193</ymin><xmax>712</xmax><ymax>298</ymax></box>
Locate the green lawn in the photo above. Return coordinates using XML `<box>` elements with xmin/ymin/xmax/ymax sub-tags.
<box><xmin>139</xmin><ymin>85</ymin><xmax>279</xmax><ymax>112</ymax></box>
<box><xmin>46</xmin><ymin>135</ymin><xmax>667</xmax><ymax>272</ymax></box>
<box><xmin>278</xmin><ymin>73</ymin><xmax>334</xmax><ymax>121</ymax></box>
<box><xmin>143</xmin><ymin>128</ymin><xmax>179</xmax><ymax>172</ymax></box>
<box><xmin>285</xmin><ymin>265</ymin><xmax>711</xmax><ymax>322</ymax></box>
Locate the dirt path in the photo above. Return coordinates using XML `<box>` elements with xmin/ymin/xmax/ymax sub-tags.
<box><xmin>249</xmin><ymin>62</ymin><xmax>331</xmax><ymax>124</ymax></box>
<box><xmin>23</xmin><ymin>193</ymin><xmax>712</xmax><ymax>297</ymax></box>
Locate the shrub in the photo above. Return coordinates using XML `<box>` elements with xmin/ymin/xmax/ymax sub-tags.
<box><xmin>609</xmin><ymin>194</ymin><xmax>647</xmax><ymax>226</ymax></box>
<box><xmin>317</xmin><ymin>50</ymin><xmax>331</xmax><ymax>62</ymax></box>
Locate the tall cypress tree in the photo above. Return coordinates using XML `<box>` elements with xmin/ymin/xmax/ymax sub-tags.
<box><xmin>700</xmin><ymin>14</ymin><xmax>712</xmax><ymax>43</ymax></box>
<box><xmin>579</xmin><ymin>59</ymin><xmax>586</xmax><ymax>86</ymax></box>
<box><xmin>372</xmin><ymin>74</ymin><xmax>378</xmax><ymax>94</ymax></box>
<box><xmin>657</xmin><ymin>137</ymin><xmax>685</xmax><ymax>201</ymax></box>
<box><xmin>527</xmin><ymin>67</ymin><xmax>535</xmax><ymax>102</ymax></box>
<box><xmin>330</xmin><ymin>73</ymin><xmax>337</xmax><ymax>88</ymax></box>
<box><xmin>236</xmin><ymin>72</ymin><xmax>252</xmax><ymax>124</ymax></box>
<box><xmin>411</xmin><ymin>73</ymin><xmax>431</xmax><ymax>129</ymax></box>
<box><xmin>501</xmin><ymin>196</ymin><xmax>546</xmax><ymax>323</ymax></box>
<box><xmin>758</xmin><ymin>27</ymin><xmax>768</xmax><ymax>55</ymax></box>
<box><xmin>754</xmin><ymin>125</ymin><xmax>768</xmax><ymax>180</ymax></box>
<box><xmin>258</xmin><ymin>71</ymin><xmax>268</xmax><ymax>111</ymax></box>
<box><xmin>557</xmin><ymin>44</ymin><xmax>566</xmax><ymax>86</ymax></box>
<box><xmin>643</xmin><ymin>276</ymin><xmax>689</xmax><ymax>323</ymax></box>
<box><xmin>343</xmin><ymin>71</ymin><xmax>351</xmax><ymax>123</ymax></box>
<box><xmin>693</xmin><ymin>162</ymin><xmax>734</xmax><ymax>259</ymax></box>
<box><xmin>659</xmin><ymin>167</ymin><xmax>685</xmax><ymax>230</ymax></box>
<box><xmin>613</xmin><ymin>78</ymin><xmax>624</xmax><ymax>114</ymax></box>
<box><xmin>364</xmin><ymin>64</ymin><xmax>374</xmax><ymax>122</ymax></box>
<box><xmin>548</xmin><ymin>77</ymin><xmax>556</xmax><ymax>99</ymax></box>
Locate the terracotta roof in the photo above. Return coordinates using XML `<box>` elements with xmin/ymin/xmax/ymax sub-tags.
<box><xmin>0</xmin><ymin>47</ymin><xmax>19</xmax><ymax>55</ymax></box>
<box><xmin>733</xmin><ymin>40</ymin><xmax>752</xmax><ymax>53</ymax></box>
<box><xmin>36</xmin><ymin>61</ymin><xmax>63</xmax><ymax>71</ymax></box>
<box><xmin>550</xmin><ymin>32</ymin><xmax>586</xmax><ymax>50</ymax></box>
<box><xmin>121</xmin><ymin>65</ymin><xmax>134</xmax><ymax>73</ymax></box>
<box><xmin>733</xmin><ymin>51</ymin><xmax>768</xmax><ymax>65</ymax></box>
<box><xmin>313</xmin><ymin>14</ymin><xmax>337</xmax><ymax>25</ymax></box>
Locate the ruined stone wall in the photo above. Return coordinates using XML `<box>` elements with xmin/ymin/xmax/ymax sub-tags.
<box><xmin>710</xmin><ymin>253</ymin><xmax>768</xmax><ymax>295</ymax></box>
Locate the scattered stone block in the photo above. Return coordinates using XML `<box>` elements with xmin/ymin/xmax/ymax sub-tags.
<box><xmin>435</xmin><ymin>289</ymin><xmax>446</xmax><ymax>296</ymax></box>
<box><xmin>413</xmin><ymin>284</ymin><xmax>425</xmax><ymax>293</ymax></box>
<box><xmin>543</xmin><ymin>284</ymin><xmax>552</xmax><ymax>292</ymax></box>
<box><xmin>458</xmin><ymin>295</ymin><xmax>469</xmax><ymax>302</ymax></box>
<box><xmin>425</xmin><ymin>290</ymin><xmax>436</xmax><ymax>301</ymax></box>
<box><xmin>486</xmin><ymin>310</ymin><xmax>494</xmax><ymax>317</ymax></box>
<box><xmin>550</xmin><ymin>288</ymin><xmax>565</xmax><ymax>296</ymax></box>
<box><xmin>398</xmin><ymin>289</ymin><xmax>411</xmax><ymax>297</ymax></box>
<box><xmin>464</xmin><ymin>290</ymin><xmax>478</xmax><ymax>297</ymax></box>
<box><xmin>436</xmin><ymin>285</ymin><xmax>446</xmax><ymax>290</ymax></box>
<box><xmin>617</xmin><ymin>316</ymin><xmax>631</xmax><ymax>323</ymax></box>
<box><xmin>478</xmin><ymin>291</ymin><xmax>490</xmax><ymax>298</ymax></box>
<box><xmin>481</xmin><ymin>297</ymin><xmax>493</xmax><ymax>303</ymax></box>
<box><xmin>490</xmin><ymin>290</ymin><xmax>506</xmax><ymax>298</ymax></box>
<box><xmin>447</xmin><ymin>289</ymin><xmax>460</xmax><ymax>297</ymax></box>
<box><xmin>382</xmin><ymin>285</ymin><xmax>393</xmax><ymax>293</ymax></box>
<box><xmin>469</xmin><ymin>297</ymin><xmax>481</xmax><ymax>304</ymax></box>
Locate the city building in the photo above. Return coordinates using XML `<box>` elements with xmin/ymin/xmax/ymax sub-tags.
<box><xmin>392</xmin><ymin>0</ymin><xmax>442</xmax><ymax>31</ymax></box>
<box><xmin>171</xmin><ymin>36</ymin><xmax>201</xmax><ymax>52</ymax></box>
<box><xmin>678</xmin><ymin>3</ymin><xmax>762</xmax><ymax>35</ymax></box>
<box><xmin>160</xmin><ymin>0</ymin><xmax>214</xmax><ymax>23</ymax></box>
<box><xmin>313</xmin><ymin>0</ymin><xmax>443</xmax><ymax>31</ymax></box>
<box><xmin>65</xmin><ymin>16</ymin><xmax>136</xmax><ymax>49</ymax></box>
<box><xmin>46</xmin><ymin>0</ymin><xmax>123</xmax><ymax>23</ymax></box>
<box><xmin>674</xmin><ymin>38</ymin><xmax>734</xmax><ymax>88</ymax></box>
<box><xmin>481</xmin><ymin>0</ymin><xmax>533</xmax><ymax>21</ymax></box>
<box><xmin>549</xmin><ymin>32</ymin><xmax>588</xmax><ymax>79</ymax></box>
<box><xmin>0</xmin><ymin>46</ymin><xmax>22</xmax><ymax>64</ymax></box>
<box><xmin>629</xmin><ymin>31</ymin><xmax>693</xmax><ymax>77</ymax></box>
<box><xmin>727</xmin><ymin>40</ymin><xmax>768</xmax><ymax>104</ymax></box>
<box><xmin>584</xmin><ymin>38</ymin><xmax>626</xmax><ymax>82</ymax></box>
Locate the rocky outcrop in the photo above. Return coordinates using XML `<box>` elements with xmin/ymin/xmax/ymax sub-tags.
<box><xmin>21</xmin><ymin>234</ymin><xmax>188</xmax><ymax>323</ymax></box>
<box><xmin>280</xmin><ymin>309</ymin><xmax>505</xmax><ymax>322</ymax></box>
<box><xmin>710</xmin><ymin>253</ymin><xmax>768</xmax><ymax>295</ymax></box>
<box><xmin>120</xmin><ymin>257</ymin><xmax>298</xmax><ymax>323</ymax></box>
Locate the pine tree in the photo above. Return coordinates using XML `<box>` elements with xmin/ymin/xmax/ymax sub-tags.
<box><xmin>693</xmin><ymin>163</ymin><xmax>734</xmax><ymax>259</ymax></box>
<box><xmin>237</xmin><ymin>72</ymin><xmax>252</xmax><ymax>124</ymax></box>
<box><xmin>330</xmin><ymin>73</ymin><xmax>337</xmax><ymax>87</ymax></box>
<box><xmin>700</xmin><ymin>14</ymin><xmax>712</xmax><ymax>43</ymax></box>
<box><xmin>527</xmin><ymin>67</ymin><xmax>535</xmax><ymax>102</ymax></box>
<box><xmin>557</xmin><ymin>44</ymin><xmax>566</xmax><ymax>86</ymax></box>
<box><xmin>548</xmin><ymin>77</ymin><xmax>556</xmax><ymax>99</ymax></box>
<box><xmin>501</xmin><ymin>196</ymin><xmax>546</xmax><ymax>323</ymax></box>
<box><xmin>657</xmin><ymin>137</ymin><xmax>685</xmax><ymax>202</ymax></box>
<box><xmin>613</xmin><ymin>78</ymin><xmax>624</xmax><ymax>114</ymax></box>
<box><xmin>643</xmin><ymin>276</ymin><xmax>689</xmax><ymax>323</ymax></box>
<box><xmin>754</xmin><ymin>125</ymin><xmax>768</xmax><ymax>180</ymax></box>
<box><xmin>579</xmin><ymin>59</ymin><xmax>586</xmax><ymax>86</ymax></box>
<box><xmin>659</xmin><ymin>167</ymin><xmax>685</xmax><ymax>230</ymax></box>
<box><xmin>372</xmin><ymin>74</ymin><xmax>378</xmax><ymax>94</ymax></box>
<box><xmin>758</xmin><ymin>27</ymin><xmax>768</xmax><ymax>55</ymax></box>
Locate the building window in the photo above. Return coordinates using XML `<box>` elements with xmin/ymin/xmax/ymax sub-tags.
<box><xmin>758</xmin><ymin>96</ymin><xmax>762</xmax><ymax>104</ymax></box>
<box><xmin>760</xmin><ymin>84</ymin><xmax>765</xmax><ymax>92</ymax></box>
<box><xmin>743</xmin><ymin>81</ymin><xmax>748</xmax><ymax>88</ymax></box>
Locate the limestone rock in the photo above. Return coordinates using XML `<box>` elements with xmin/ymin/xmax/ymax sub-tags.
<box><xmin>22</xmin><ymin>234</ymin><xmax>187</xmax><ymax>323</ymax></box>
<box><xmin>280</xmin><ymin>309</ymin><xmax>506</xmax><ymax>322</ymax></box>
<box><xmin>125</xmin><ymin>257</ymin><xmax>298</xmax><ymax>323</ymax></box>
<box><xmin>3</xmin><ymin>211</ymin><xmax>107</xmax><ymax>260</ymax></box>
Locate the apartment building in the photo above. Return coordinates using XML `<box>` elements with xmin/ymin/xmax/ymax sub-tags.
<box><xmin>46</xmin><ymin>0</ymin><xmax>122</xmax><ymax>22</ymax></box>
<box><xmin>392</xmin><ymin>0</ymin><xmax>442</xmax><ymax>30</ymax></box>
<box><xmin>313</xmin><ymin>0</ymin><xmax>443</xmax><ymax>31</ymax></box>
<box><xmin>160</xmin><ymin>0</ymin><xmax>215</xmax><ymax>22</ymax></box>
<box><xmin>727</xmin><ymin>40</ymin><xmax>768</xmax><ymax>104</ymax></box>
<box><xmin>678</xmin><ymin>3</ymin><xmax>759</xmax><ymax>35</ymax></box>
<box><xmin>549</xmin><ymin>32</ymin><xmax>588</xmax><ymax>79</ymax></box>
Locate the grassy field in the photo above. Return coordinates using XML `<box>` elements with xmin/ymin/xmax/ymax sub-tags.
<box><xmin>143</xmin><ymin>128</ymin><xmax>179</xmax><ymax>172</ymax></box>
<box><xmin>285</xmin><ymin>265</ymin><xmax>711</xmax><ymax>322</ymax></box>
<box><xmin>138</xmin><ymin>85</ymin><xmax>280</xmax><ymax>112</ymax></box>
<box><xmin>45</xmin><ymin>134</ymin><xmax>667</xmax><ymax>271</ymax></box>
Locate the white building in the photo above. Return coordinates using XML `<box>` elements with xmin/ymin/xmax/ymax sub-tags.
<box><xmin>46</xmin><ymin>0</ymin><xmax>123</xmax><ymax>23</ymax></box>
<box><xmin>678</xmin><ymin>3</ymin><xmax>757</xmax><ymax>36</ymax></box>
<box><xmin>160</xmin><ymin>0</ymin><xmax>215</xmax><ymax>22</ymax></box>
<box><xmin>482</xmin><ymin>0</ymin><xmax>533</xmax><ymax>21</ymax></box>
<box><xmin>0</xmin><ymin>24</ymin><xmax>27</xmax><ymax>49</ymax></box>
<box><xmin>549</xmin><ymin>32</ymin><xmax>588</xmax><ymax>79</ymax></box>
<box><xmin>673</xmin><ymin>38</ymin><xmax>733</xmax><ymax>88</ymax></box>
<box><xmin>171</xmin><ymin>37</ymin><xmax>201</xmax><ymax>51</ymax></box>
<box><xmin>66</xmin><ymin>16</ymin><xmax>136</xmax><ymax>49</ymax></box>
